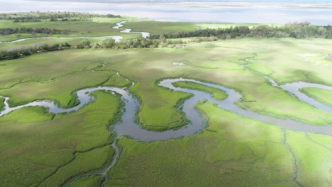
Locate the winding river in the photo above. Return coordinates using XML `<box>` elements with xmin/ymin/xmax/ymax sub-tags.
<box><xmin>1</xmin><ymin>60</ymin><xmax>332</xmax><ymax>185</ymax></box>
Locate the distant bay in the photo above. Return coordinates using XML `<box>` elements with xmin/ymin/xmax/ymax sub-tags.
<box><xmin>1</xmin><ymin>0</ymin><xmax>332</xmax><ymax>25</ymax></box>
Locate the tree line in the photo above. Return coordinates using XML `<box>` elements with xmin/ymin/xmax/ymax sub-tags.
<box><xmin>0</xmin><ymin>28</ymin><xmax>71</xmax><ymax>35</ymax></box>
<box><xmin>0</xmin><ymin>36</ymin><xmax>225</xmax><ymax>61</ymax></box>
<box><xmin>4</xmin><ymin>22</ymin><xmax>331</xmax><ymax>61</ymax></box>
<box><xmin>150</xmin><ymin>22</ymin><xmax>332</xmax><ymax>40</ymax></box>
<box><xmin>77</xmin><ymin>38</ymin><xmax>160</xmax><ymax>49</ymax></box>
<box><xmin>14</xmin><ymin>18</ymin><xmax>41</xmax><ymax>23</ymax></box>
<box><xmin>0</xmin><ymin>38</ymin><xmax>160</xmax><ymax>61</ymax></box>
<box><xmin>0</xmin><ymin>43</ymin><xmax>71</xmax><ymax>60</ymax></box>
<box><xmin>0</xmin><ymin>12</ymin><xmax>122</xmax><ymax>22</ymax></box>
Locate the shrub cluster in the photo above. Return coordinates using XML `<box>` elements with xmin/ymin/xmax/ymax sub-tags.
<box><xmin>325</xmin><ymin>54</ymin><xmax>332</xmax><ymax>61</ymax></box>
<box><xmin>14</xmin><ymin>18</ymin><xmax>41</xmax><ymax>23</ymax></box>
<box><xmin>0</xmin><ymin>38</ymin><xmax>162</xmax><ymax>61</ymax></box>
<box><xmin>151</xmin><ymin>22</ymin><xmax>332</xmax><ymax>39</ymax></box>
<box><xmin>0</xmin><ymin>28</ymin><xmax>71</xmax><ymax>35</ymax></box>
<box><xmin>77</xmin><ymin>38</ymin><xmax>160</xmax><ymax>49</ymax></box>
<box><xmin>0</xmin><ymin>43</ymin><xmax>71</xmax><ymax>60</ymax></box>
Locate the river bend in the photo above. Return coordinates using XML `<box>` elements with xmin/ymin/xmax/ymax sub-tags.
<box><xmin>2</xmin><ymin>76</ymin><xmax>332</xmax><ymax>186</ymax></box>
<box><xmin>2</xmin><ymin>78</ymin><xmax>332</xmax><ymax>140</ymax></box>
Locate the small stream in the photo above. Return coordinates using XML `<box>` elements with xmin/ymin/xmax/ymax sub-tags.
<box><xmin>113</xmin><ymin>21</ymin><xmax>150</xmax><ymax>39</ymax></box>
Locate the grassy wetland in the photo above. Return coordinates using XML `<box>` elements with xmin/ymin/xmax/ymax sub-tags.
<box><xmin>1</xmin><ymin>11</ymin><xmax>332</xmax><ymax>187</ymax></box>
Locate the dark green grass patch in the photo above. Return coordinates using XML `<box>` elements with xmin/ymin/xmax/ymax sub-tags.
<box><xmin>0</xmin><ymin>97</ymin><xmax>4</xmax><ymax>111</ymax></box>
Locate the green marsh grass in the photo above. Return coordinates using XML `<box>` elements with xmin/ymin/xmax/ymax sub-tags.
<box><xmin>39</xmin><ymin>145</ymin><xmax>113</xmax><ymax>187</ymax></box>
<box><xmin>287</xmin><ymin>131</ymin><xmax>332</xmax><ymax>186</ymax></box>
<box><xmin>234</xmin><ymin>101</ymin><xmax>247</xmax><ymax>110</ymax></box>
<box><xmin>0</xmin><ymin>91</ymin><xmax>120</xmax><ymax>186</ymax></box>
<box><xmin>1</xmin><ymin>37</ymin><xmax>332</xmax><ymax>186</ymax></box>
<box><xmin>0</xmin><ymin>71</ymin><xmax>114</xmax><ymax>108</ymax></box>
<box><xmin>68</xmin><ymin>175</ymin><xmax>104</xmax><ymax>187</ymax></box>
<box><xmin>2</xmin><ymin>39</ymin><xmax>332</xmax><ymax>129</ymax></box>
<box><xmin>0</xmin><ymin>18</ymin><xmax>138</xmax><ymax>42</ymax></box>
<box><xmin>106</xmin><ymin>102</ymin><xmax>299</xmax><ymax>187</ymax></box>
<box><xmin>172</xmin><ymin>81</ymin><xmax>228</xmax><ymax>100</ymax></box>
<box><xmin>122</xmin><ymin>21</ymin><xmax>197</xmax><ymax>35</ymax></box>
<box><xmin>300</xmin><ymin>87</ymin><xmax>332</xmax><ymax>107</ymax></box>
<box><xmin>102</xmin><ymin>74</ymin><xmax>132</xmax><ymax>88</ymax></box>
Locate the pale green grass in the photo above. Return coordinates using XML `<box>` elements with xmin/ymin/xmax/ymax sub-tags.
<box><xmin>173</xmin><ymin>81</ymin><xmax>228</xmax><ymax>100</ymax></box>
<box><xmin>0</xmin><ymin>91</ymin><xmax>120</xmax><ymax>186</ymax></box>
<box><xmin>124</xmin><ymin>21</ymin><xmax>280</xmax><ymax>35</ymax></box>
<box><xmin>102</xmin><ymin>73</ymin><xmax>132</xmax><ymax>87</ymax></box>
<box><xmin>303</xmin><ymin>54</ymin><xmax>332</xmax><ymax>66</ymax></box>
<box><xmin>287</xmin><ymin>131</ymin><xmax>332</xmax><ymax>186</ymax></box>
<box><xmin>0</xmin><ymin>71</ymin><xmax>114</xmax><ymax>107</ymax></box>
<box><xmin>242</xmin><ymin>38</ymin><xmax>332</xmax><ymax>86</ymax></box>
<box><xmin>123</xmin><ymin>21</ymin><xmax>196</xmax><ymax>35</ymax></box>
<box><xmin>300</xmin><ymin>87</ymin><xmax>332</xmax><ymax>107</ymax></box>
<box><xmin>234</xmin><ymin>101</ymin><xmax>247</xmax><ymax>110</ymax></box>
<box><xmin>132</xmin><ymin>82</ymin><xmax>191</xmax><ymax>131</ymax></box>
<box><xmin>91</xmin><ymin>17</ymin><xmax>144</xmax><ymax>23</ymax></box>
<box><xmin>0</xmin><ymin>49</ymin><xmax>108</xmax><ymax>89</ymax></box>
